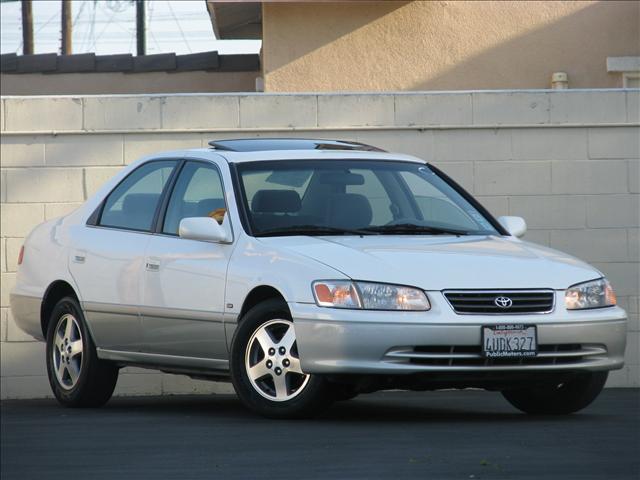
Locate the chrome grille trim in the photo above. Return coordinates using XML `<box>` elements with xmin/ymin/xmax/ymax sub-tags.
<box><xmin>383</xmin><ymin>344</ymin><xmax>607</xmax><ymax>368</ymax></box>
<box><xmin>443</xmin><ymin>289</ymin><xmax>555</xmax><ymax>315</ymax></box>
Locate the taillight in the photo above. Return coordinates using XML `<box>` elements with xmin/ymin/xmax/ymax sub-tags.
<box><xmin>17</xmin><ymin>246</ymin><xmax>24</xmax><ymax>265</ymax></box>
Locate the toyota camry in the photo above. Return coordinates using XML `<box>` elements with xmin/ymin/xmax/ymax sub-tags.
<box><xmin>10</xmin><ymin>138</ymin><xmax>627</xmax><ymax>418</ymax></box>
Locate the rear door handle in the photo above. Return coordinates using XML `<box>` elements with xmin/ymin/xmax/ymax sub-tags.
<box><xmin>145</xmin><ymin>258</ymin><xmax>160</xmax><ymax>272</ymax></box>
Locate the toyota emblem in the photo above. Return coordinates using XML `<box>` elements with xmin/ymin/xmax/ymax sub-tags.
<box><xmin>494</xmin><ymin>296</ymin><xmax>513</xmax><ymax>308</ymax></box>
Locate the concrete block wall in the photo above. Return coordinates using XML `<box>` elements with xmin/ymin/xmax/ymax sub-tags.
<box><xmin>0</xmin><ymin>90</ymin><xmax>638</xmax><ymax>398</ymax></box>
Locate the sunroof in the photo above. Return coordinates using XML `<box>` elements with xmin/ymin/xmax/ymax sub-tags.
<box><xmin>208</xmin><ymin>138</ymin><xmax>386</xmax><ymax>152</ymax></box>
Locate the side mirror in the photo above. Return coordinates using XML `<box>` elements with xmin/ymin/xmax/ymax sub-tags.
<box><xmin>497</xmin><ymin>216</ymin><xmax>527</xmax><ymax>238</ymax></box>
<box><xmin>179</xmin><ymin>217</ymin><xmax>230</xmax><ymax>243</ymax></box>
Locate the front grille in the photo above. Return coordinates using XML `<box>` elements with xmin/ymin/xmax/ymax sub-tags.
<box><xmin>384</xmin><ymin>344</ymin><xmax>607</xmax><ymax>368</ymax></box>
<box><xmin>444</xmin><ymin>290</ymin><xmax>555</xmax><ymax>314</ymax></box>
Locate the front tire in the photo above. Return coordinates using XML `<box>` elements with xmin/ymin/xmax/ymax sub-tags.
<box><xmin>502</xmin><ymin>371</ymin><xmax>608</xmax><ymax>415</ymax></box>
<box><xmin>46</xmin><ymin>296</ymin><xmax>119</xmax><ymax>407</ymax></box>
<box><xmin>230</xmin><ymin>299</ymin><xmax>332</xmax><ymax>418</ymax></box>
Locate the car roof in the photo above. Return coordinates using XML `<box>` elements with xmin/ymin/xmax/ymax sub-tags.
<box><xmin>141</xmin><ymin>138</ymin><xmax>426</xmax><ymax>165</ymax></box>
<box><xmin>214</xmin><ymin>149</ymin><xmax>424</xmax><ymax>164</ymax></box>
<box><xmin>208</xmin><ymin>138</ymin><xmax>386</xmax><ymax>153</ymax></box>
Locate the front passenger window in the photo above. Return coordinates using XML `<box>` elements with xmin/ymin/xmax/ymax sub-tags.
<box><xmin>162</xmin><ymin>162</ymin><xmax>226</xmax><ymax>235</ymax></box>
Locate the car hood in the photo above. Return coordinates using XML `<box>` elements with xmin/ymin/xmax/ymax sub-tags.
<box><xmin>258</xmin><ymin>235</ymin><xmax>601</xmax><ymax>290</ymax></box>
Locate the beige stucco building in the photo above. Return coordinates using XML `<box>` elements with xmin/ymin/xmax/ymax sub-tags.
<box><xmin>2</xmin><ymin>1</ymin><xmax>639</xmax><ymax>95</ymax></box>
<box><xmin>258</xmin><ymin>0</ymin><xmax>639</xmax><ymax>92</ymax></box>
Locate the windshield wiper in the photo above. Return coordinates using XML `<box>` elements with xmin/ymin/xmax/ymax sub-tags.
<box><xmin>256</xmin><ymin>225</ymin><xmax>377</xmax><ymax>237</ymax></box>
<box><xmin>362</xmin><ymin>223</ymin><xmax>469</xmax><ymax>236</ymax></box>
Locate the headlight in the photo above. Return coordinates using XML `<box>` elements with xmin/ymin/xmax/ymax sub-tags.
<box><xmin>312</xmin><ymin>281</ymin><xmax>361</xmax><ymax>309</ymax></box>
<box><xmin>312</xmin><ymin>280</ymin><xmax>430</xmax><ymax>311</ymax></box>
<box><xmin>565</xmin><ymin>278</ymin><xmax>617</xmax><ymax>310</ymax></box>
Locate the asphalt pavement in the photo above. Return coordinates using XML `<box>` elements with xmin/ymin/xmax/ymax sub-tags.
<box><xmin>1</xmin><ymin>388</ymin><xmax>638</xmax><ymax>480</ymax></box>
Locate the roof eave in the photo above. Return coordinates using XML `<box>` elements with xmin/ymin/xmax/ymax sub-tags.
<box><xmin>206</xmin><ymin>1</ymin><xmax>263</xmax><ymax>40</ymax></box>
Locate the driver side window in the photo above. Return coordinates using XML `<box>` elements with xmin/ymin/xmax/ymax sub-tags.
<box><xmin>162</xmin><ymin>162</ymin><xmax>226</xmax><ymax>235</ymax></box>
<box><xmin>399</xmin><ymin>171</ymin><xmax>476</xmax><ymax>229</ymax></box>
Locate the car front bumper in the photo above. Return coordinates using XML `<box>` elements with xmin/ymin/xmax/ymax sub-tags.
<box><xmin>290</xmin><ymin>291</ymin><xmax>627</xmax><ymax>375</ymax></box>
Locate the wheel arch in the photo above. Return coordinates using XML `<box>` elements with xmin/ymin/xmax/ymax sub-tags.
<box><xmin>41</xmin><ymin>280</ymin><xmax>79</xmax><ymax>338</ymax></box>
<box><xmin>238</xmin><ymin>285</ymin><xmax>288</xmax><ymax>321</ymax></box>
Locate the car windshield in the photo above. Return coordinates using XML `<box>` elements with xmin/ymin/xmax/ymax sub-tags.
<box><xmin>236</xmin><ymin>160</ymin><xmax>499</xmax><ymax>237</ymax></box>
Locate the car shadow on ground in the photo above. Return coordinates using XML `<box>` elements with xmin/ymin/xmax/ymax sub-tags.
<box><xmin>3</xmin><ymin>391</ymin><xmax>636</xmax><ymax>480</ymax></box>
<box><xmin>88</xmin><ymin>391</ymin><xmax>597</xmax><ymax>424</ymax></box>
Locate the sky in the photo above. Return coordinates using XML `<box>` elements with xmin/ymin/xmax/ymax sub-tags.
<box><xmin>0</xmin><ymin>0</ymin><xmax>261</xmax><ymax>55</ymax></box>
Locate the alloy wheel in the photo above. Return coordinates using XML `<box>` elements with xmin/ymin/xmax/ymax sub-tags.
<box><xmin>244</xmin><ymin>319</ymin><xmax>309</xmax><ymax>402</ymax></box>
<box><xmin>52</xmin><ymin>314</ymin><xmax>83</xmax><ymax>390</ymax></box>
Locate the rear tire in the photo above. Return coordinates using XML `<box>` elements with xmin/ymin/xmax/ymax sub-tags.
<box><xmin>502</xmin><ymin>371</ymin><xmax>608</xmax><ymax>415</ymax></box>
<box><xmin>46</xmin><ymin>296</ymin><xmax>119</xmax><ymax>407</ymax></box>
<box><xmin>230</xmin><ymin>299</ymin><xmax>332</xmax><ymax>418</ymax></box>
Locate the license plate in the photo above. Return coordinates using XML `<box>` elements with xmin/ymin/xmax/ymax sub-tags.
<box><xmin>482</xmin><ymin>324</ymin><xmax>537</xmax><ymax>358</ymax></box>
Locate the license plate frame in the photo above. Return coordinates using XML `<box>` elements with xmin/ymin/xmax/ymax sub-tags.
<box><xmin>482</xmin><ymin>324</ymin><xmax>537</xmax><ymax>358</ymax></box>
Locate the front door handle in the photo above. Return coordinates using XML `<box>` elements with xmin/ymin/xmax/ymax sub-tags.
<box><xmin>145</xmin><ymin>258</ymin><xmax>160</xmax><ymax>272</ymax></box>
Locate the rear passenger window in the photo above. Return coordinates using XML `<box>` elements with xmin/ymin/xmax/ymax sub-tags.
<box><xmin>162</xmin><ymin>162</ymin><xmax>226</xmax><ymax>235</ymax></box>
<box><xmin>99</xmin><ymin>161</ymin><xmax>175</xmax><ymax>232</ymax></box>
